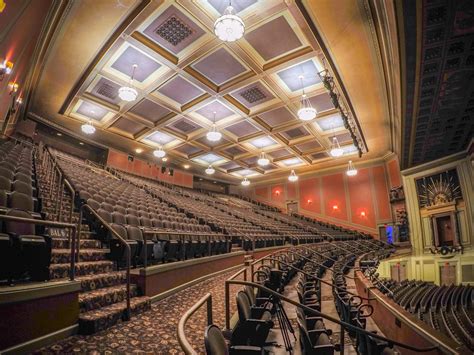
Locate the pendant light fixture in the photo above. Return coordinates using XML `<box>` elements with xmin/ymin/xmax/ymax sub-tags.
<box><xmin>118</xmin><ymin>64</ymin><xmax>138</xmax><ymax>102</ymax></box>
<box><xmin>257</xmin><ymin>152</ymin><xmax>269</xmax><ymax>166</ymax></box>
<box><xmin>329</xmin><ymin>136</ymin><xmax>344</xmax><ymax>157</ymax></box>
<box><xmin>346</xmin><ymin>160</ymin><xmax>357</xmax><ymax>176</ymax></box>
<box><xmin>241</xmin><ymin>177</ymin><xmax>250</xmax><ymax>186</ymax></box>
<box><xmin>81</xmin><ymin>120</ymin><xmax>96</xmax><ymax>135</ymax></box>
<box><xmin>297</xmin><ymin>75</ymin><xmax>317</xmax><ymax>121</ymax></box>
<box><xmin>205</xmin><ymin>165</ymin><xmax>215</xmax><ymax>175</ymax></box>
<box><xmin>206</xmin><ymin>111</ymin><xmax>222</xmax><ymax>142</ymax></box>
<box><xmin>214</xmin><ymin>0</ymin><xmax>245</xmax><ymax>42</ymax></box>
<box><xmin>153</xmin><ymin>146</ymin><xmax>166</xmax><ymax>158</ymax></box>
<box><xmin>288</xmin><ymin>169</ymin><xmax>298</xmax><ymax>182</ymax></box>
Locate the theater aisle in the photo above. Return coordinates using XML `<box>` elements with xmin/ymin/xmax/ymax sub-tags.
<box><xmin>35</xmin><ymin>269</ymin><xmax>238</xmax><ymax>354</ymax></box>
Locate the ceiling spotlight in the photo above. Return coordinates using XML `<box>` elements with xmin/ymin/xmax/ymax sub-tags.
<box><xmin>205</xmin><ymin>165</ymin><xmax>215</xmax><ymax>175</ymax></box>
<box><xmin>183</xmin><ymin>164</ymin><xmax>190</xmax><ymax>169</ymax></box>
<box><xmin>241</xmin><ymin>177</ymin><xmax>250</xmax><ymax>186</ymax></box>
<box><xmin>118</xmin><ymin>64</ymin><xmax>138</xmax><ymax>102</ymax></box>
<box><xmin>81</xmin><ymin>120</ymin><xmax>96</xmax><ymax>135</ymax></box>
<box><xmin>135</xmin><ymin>148</ymin><xmax>143</xmax><ymax>154</ymax></box>
<box><xmin>288</xmin><ymin>169</ymin><xmax>298</xmax><ymax>182</ymax></box>
<box><xmin>206</xmin><ymin>111</ymin><xmax>222</xmax><ymax>142</ymax></box>
<box><xmin>346</xmin><ymin>160</ymin><xmax>358</xmax><ymax>176</ymax></box>
<box><xmin>330</xmin><ymin>136</ymin><xmax>344</xmax><ymax>157</ymax></box>
<box><xmin>153</xmin><ymin>147</ymin><xmax>166</xmax><ymax>158</ymax></box>
<box><xmin>162</xmin><ymin>157</ymin><xmax>168</xmax><ymax>162</ymax></box>
<box><xmin>214</xmin><ymin>1</ymin><xmax>245</xmax><ymax>42</ymax></box>
<box><xmin>257</xmin><ymin>152</ymin><xmax>269</xmax><ymax>166</ymax></box>
<box><xmin>297</xmin><ymin>76</ymin><xmax>317</xmax><ymax>121</ymax></box>
<box><xmin>79</xmin><ymin>142</ymin><xmax>84</xmax><ymax>145</ymax></box>
<box><xmin>56</xmin><ymin>132</ymin><xmax>62</xmax><ymax>136</ymax></box>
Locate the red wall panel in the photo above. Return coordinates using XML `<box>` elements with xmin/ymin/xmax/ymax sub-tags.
<box><xmin>255</xmin><ymin>187</ymin><xmax>269</xmax><ymax>199</ymax></box>
<box><xmin>373</xmin><ymin>166</ymin><xmax>391</xmax><ymax>220</ymax></box>
<box><xmin>347</xmin><ymin>168</ymin><xmax>376</xmax><ymax>228</ymax></box>
<box><xmin>322</xmin><ymin>173</ymin><xmax>348</xmax><ymax>221</ymax></box>
<box><xmin>387</xmin><ymin>159</ymin><xmax>401</xmax><ymax>187</ymax></box>
<box><xmin>271</xmin><ymin>185</ymin><xmax>285</xmax><ymax>204</ymax></box>
<box><xmin>287</xmin><ymin>182</ymin><xmax>297</xmax><ymax>200</ymax></box>
<box><xmin>299</xmin><ymin>178</ymin><xmax>321</xmax><ymax>214</ymax></box>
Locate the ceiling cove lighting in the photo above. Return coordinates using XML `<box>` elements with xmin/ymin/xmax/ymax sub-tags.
<box><xmin>205</xmin><ymin>165</ymin><xmax>215</xmax><ymax>175</ymax></box>
<box><xmin>257</xmin><ymin>152</ymin><xmax>269</xmax><ymax>166</ymax></box>
<box><xmin>329</xmin><ymin>136</ymin><xmax>344</xmax><ymax>157</ymax></box>
<box><xmin>214</xmin><ymin>1</ymin><xmax>245</xmax><ymax>42</ymax></box>
<box><xmin>206</xmin><ymin>111</ymin><xmax>222</xmax><ymax>142</ymax></box>
<box><xmin>297</xmin><ymin>76</ymin><xmax>317</xmax><ymax>121</ymax></box>
<box><xmin>118</xmin><ymin>64</ymin><xmax>138</xmax><ymax>102</ymax></box>
<box><xmin>288</xmin><ymin>170</ymin><xmax>298</xmax><ymax>182</ymax></box>
<box><xmin>81</xmin><ymin>120</ymin><xmax>96</xmax><ymax>135</ymax></box>
<box><xmin>153</xmin><ymin>146</ymin><xmax>166</xmax><ymax>158</ymax></box>
<box><xmin>241</xmin><ymin>177</ymin><xmax>250</xmax><ymax>186</ymax></box>
<box><xmin>346</xmin><ymin>160</ymin><xmax>358</xmax><ymax>176</ymax></box>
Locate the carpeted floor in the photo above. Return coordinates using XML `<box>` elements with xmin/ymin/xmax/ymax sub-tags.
<box><xmin>34</xmin><ymin>269</ymin><xmax>242</xmax><ymax>354</ymax></box>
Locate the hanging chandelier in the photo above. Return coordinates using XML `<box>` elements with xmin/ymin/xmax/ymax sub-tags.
<box><xmin>81</xmin><ymin>120</ymin><xmax>96</xmax><ymax>135</ymax></box>
<box><xmin>153</xmin><ymin>147</ymin><xmax>166</xmax><ymax>158</ymax></box>
<box><xmin>297</xmin><ymin>76</ymin><xmax>316</xmax><ymax>121</ymax></box>
<box><xmin>118</xmin><ymin>64</ymin><xmax>138</xmax><ymax>102</ymax></box>
<box><xmin>205</xmin><ymin>165</ymin><xmax>215</xmax><ymax>175</ymax></box>
<box><xmin>330</xmin><ymin>136</ymin><xmax>344</xmax><ymax>157</ymax></box>
<box><xmin>214</xmin><ymin>1</ymin><xmax>245</xmax><ymax>42</ymax></box>
<box><xmin>257</xmin><ymin>152</ymin><xmax>269</xmax><ymax>166</ymax></box>
<box><xmin>241</xmin><ymin>177</ymin><xmax>250</xmax><ymax>186</ymax></box>
<box><xmin>288</xmin><ymin>170</ymin><xmax>298</xmax><ymax>182</ymax></box>
<box><xmin>206</xmin><ymin>111</ymin><xmax>222</xmax><ymax>142</ymax></box>
<box><xmin>346</xmin><ymin>160</ymin><xmax>357</xmax><ymax>176</ymax></box>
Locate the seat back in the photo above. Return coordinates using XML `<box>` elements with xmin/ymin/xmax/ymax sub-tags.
<box><xmin>5</xmin><ymin>209</ymin><xmax>35</xmax><ymax>235</ymax></box>
<box><xmin>204</xmin><ymin>324</ymin><xmax>228</xmax><ymax>355</ymax></box>
<box><xmin>236</xmin><ymin>291</ymin><xmax>252</xmax><ymax>322</ymax></box>
<box><xmin>10</xmin><ymin>191</ymin><xmax>34</xmax><ymax>211</ymax></box>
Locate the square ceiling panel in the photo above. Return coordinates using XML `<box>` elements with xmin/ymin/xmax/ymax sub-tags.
<box><xmin>311</xmin><ymin>152</ymin><xmax>329</xmax><ymax>160</ymax></box>
<box><xmin>342</xmin><ymin>144</ymin><xmax>358</xmax><ymax>155</ymax></box>
<box><xmin>330</xmin><ymin>132</ymin><xmax>352</xmax><ymax>145</ymax></box>
<box><xmin>225</xmin><ymin>120</ymin><xmax>260</xmax><ymax>137</ymax></box>
<box><xmin>242</xmin><ymin>156</ymin><xmax>259</xmax><ymax>165</ymax></box>
<box><xmin>309</xmin><ymin>93</ymin><xmax>335</xmax><ymax>112</ymax></box>
<box><xmin>220</xmin><ymin>161</ymin><xmax>241</xmax><ymax>170</ymax></box>
<box><xmin>280</xmin><ymin>126</ymin><xmax>310</xmax><ymax>140</ymax></box>
<box><xmin>277</xmin><ymin>59</ymin><xmax>321</xmax><ymax>92</ymax></box>
<box><xmin>192</xmin><ymin>152</ymin><xmax>227</xmax><ymax>165</ymax></box>
<box><xmin>174</xmin><ymin>143</ymin><xmax>202</xmax><ymax>156</ymax></box>
<box><xmin>295</xmin><ymin>140</ymin><xmax>321</xmax><ymax>152</ymax></box>
<box><xmin>76</xmin><ymin>101</ymin><xmax>109</xmax><ymax>121</ymax></box>
<box><xmin>111</xmin><ymin>46</ymin><xmax>161</xmax><ymax>82</ymax></box>
<box><xmin>195</xmin><ymin>100</ymin><xmax>235</xmax><ymax>122</ymax></box>
<box><xmin>146</xmin><ymin>131</ymin><xmax>175</xmax><ymax>145</ymax></box>
<box><xmin>156</xmin><ymin>75</ymin><xmax>204</xmax><ymax>105</ymax></box>
<box><xmin>168</xmin><ymin>117</ymin><xmax>201</xmax><ymax>134</ymax></box>
<box><xmin>208</xmin><ymin>0</ymin><xmax>257</xmax><ymax>14</ymax></box>
<box><xmin>110</xmin><ymin>117</ymin><xmax>146</xmax><ymax>135</ymax></box>
<box><xmin>258</xmin><ymin>107</ymin><xmax>295</xmax><ymax>128</ymax></box>
<box><xmin>231</xmin><ymin>82</ymin><xmax>275</xmax><ymax>108</ymax></box>
<box><xmin>224</xmin><ymin>145</ymin><xmax>246</xmax><ymax>156</ymax></box>
<box><xmin>245</xmin><ymin>16</ymin><xmax>302</xmax><ymax>61</ymax></box>
<box><xmin>268</xmin><ymin>148</ymin><xmax>291</xmax><ymax>159</ymax></box>
<box><xmin>192</xmin><ymin>47</ymin><xmax>247</xmax><ymax>85</ymax></box>
<box><xmin>279</xmin><ymin>157</ymin><xmax>304</xmax><ymax>167</ymax></box>
<box><xmin>89</xmin><ymin>77</ymin><xmax>122</xmax><ymax>105</ymax></box>
<box><xmin>315</xmin><ymin>113</ymin><xmax>344</xmax><ymax>131</ymax></box>
<box><xmin>143</xmin><ymin>5</ymin><xmax>205</xmax><ymax>55</ymax></box>
<box><xmin>130</xmin><ymin>99</ymin><xmax>172</xmax><ymax>123</ymax></box>
<box><xmin>248</xmin><ymin>136</ymin><xmax>278</xmax><ymax>149</ymax></box>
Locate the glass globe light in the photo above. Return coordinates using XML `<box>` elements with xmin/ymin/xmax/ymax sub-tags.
<box><xmin>118</xmin><ymin>86</ymin><xmax>138</xmax><ymax>102</ymax></box>
<box><xmin>346</xmin><ymin>160</ymin><xmax>358</xmax><ymax>176</ymax></box>
<box><xmin>214</xmin><ymin>5</ymin><xmax>245</xmax><ymax>42</ymax></box>
<box><xmin>81</xmin><ymin>121</ymin><xmax>95</xmax><ymax>135</ymax></box>
<box><xmin>330</xmin><ymin>137</ymin><xmax>344</xmax><ymax>157</ymax></box>
<box><xmin>298</xmin><ymin>94</ymin><xmax>317</xmax><ymax>121</ymax></box>
<box><xmin>153</xmin><ymin>147</ymin><xmax>166</xmax><ymax>158</ymax></box>
<box><xmin>288</xmin><ymin>170</ymin><xmax>298</xmax><ymax>182</ymax></box>
<box><xmin>257</xmin><ymin>152</ymin><xmax>269</xmax><ymax>166</ymax></box>
<box><xmin>241</xmin><ymin>178</ymin><xmax>250</xmax><ymax>186</ymax></box>
<box><xmin>205</xmin><ymin>165</ymin><xmax>215</xmax><ymax>175</ymax></box>
<box><xmin>206</xmin><ymin>125</ymin><xmax>222</xmax><ymax>142</ymax></box>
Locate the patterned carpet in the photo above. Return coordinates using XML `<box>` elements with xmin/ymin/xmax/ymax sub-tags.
<box><xmin>34</xmin><ymin>269</ymin><xmax>241</xmax><ymax>354</ymax></box>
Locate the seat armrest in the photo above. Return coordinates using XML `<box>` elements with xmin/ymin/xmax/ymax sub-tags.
<box><xmin>230</xmin><ymin>345</ymin><xmax>264</xmax><ymax>354</ymax></box>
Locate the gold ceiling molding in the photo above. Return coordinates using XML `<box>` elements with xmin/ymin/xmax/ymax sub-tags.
<box><xmin>131</xmin><ymin>31</ymin><xmax>178</xmax><ymax>65</ymax></box>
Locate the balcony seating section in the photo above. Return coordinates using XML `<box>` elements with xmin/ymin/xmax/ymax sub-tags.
<box><xmin>0</xmin><ymin>139</ymin><xmax>52</xmax><ymax>284</ymax></box>
<box><xmin>365</xmin><ymin>269</ymin><xmax>473</xmax><ymax>350</ymax></box>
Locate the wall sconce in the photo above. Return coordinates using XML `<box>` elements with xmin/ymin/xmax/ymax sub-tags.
<box><xmin>307</xmin><ymin>199</ymin><xmax>312</xmax><ymax>204</ymax></box>
<box><xmin>11</xmin><ymin>96</ymin><xmax>22</xmax><ymax>113</ymax></box>
<box><xmin>0</xmin><ymin>59</ymin><xmax>13</xmax><ymax>81</ymax></box>
<box><xmin>332</xmin><ymin>204</ymin><xmax>339</xmax><ymax>211</ymax></box>
<box><xmin>360</xmin><ymin>210</ymin><xmax>367</xmax><ymax>217</ymax></box>
<box><xmin>275</xmin><ymin>190</ymin><xmax>280</xmax><ymax>196</ymax></box>
<box><xmin>9</xmin><ymin>81</ymin><xmax>18</xmax><ymax>95</ymax></box>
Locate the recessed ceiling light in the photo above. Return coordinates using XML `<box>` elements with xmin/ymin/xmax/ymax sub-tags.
<box><xmin>183</xmin><ymin>164</ymin><xmax>190</xmax><ymax>169</ymax></box>
<box><xmin>56</xmin><ymin>132</ymin><xmax>62</xmax><ymax>136</ymax></box>
<box><xmin>79</xmin><ymin>142</ymin><xmax>84</xmax><ymax>145</ymax></box>
<box><xmin>135</xmin><ymin>148</ymin><xmax>143</xmax><ymax>154</ymax></box>
<box><xmin>199</xmin><ymin>178</ymin><xmax>203</xmax><ymax>181</ymax></box>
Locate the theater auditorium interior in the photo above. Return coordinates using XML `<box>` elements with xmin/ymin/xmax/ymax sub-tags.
<box><xmin>0</xmin><ymin>0</ymin><xmax>473</xmax><ymax>354</ymax></box>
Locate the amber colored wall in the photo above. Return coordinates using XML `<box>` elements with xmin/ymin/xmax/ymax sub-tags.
<box><xmin>245</xmin><ymin>160</ymin><xmax>398</xmax><ymax>235</ymax></box>
<box><xmin>107</xmin><ymin>149</ymin><xmax>193</xmax><ymax>188</ymax></box>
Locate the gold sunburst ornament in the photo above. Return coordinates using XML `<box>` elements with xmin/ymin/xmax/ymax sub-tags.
<box><xmin>418</xmin><ymin>172</ymin><xmax>461</xmax><ymax>207</ymax></box>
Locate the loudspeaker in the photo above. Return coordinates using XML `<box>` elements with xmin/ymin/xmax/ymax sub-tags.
<box><xmin>128</xmin><ymin>155</ymin><xmax>134</xmax><ymax>162</ymax></box>
<box><xmin>169</xmin><ymin>168</ymin><xmax>174</xmax><ymax>176</ymax></box>
<box><xmin>161</xmin><ymin>166</ymin><xmax>166</xmax><ymax>174</ymax></box>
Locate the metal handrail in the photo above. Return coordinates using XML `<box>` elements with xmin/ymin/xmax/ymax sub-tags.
<box><xmin>227</xmin><ymin>280</ymin><xmax>439</xmax><ymax>353</ymax></box>
<box><xmin>288</xmin><ymin>250</ymin><xmax>356</xmax><ymax>280</ymax></box>
<box><xmin>0</xmin><ymin>214</ymin><xmax>77</xmax><ymax>280</ymax></box>
<box><xmin>78</xmin><ymin>204</ymin><xmax>132</xmax><ymax>320</ymax></box>
<box><xmin>177</xmin><ymin>293</ymin><xmax>213</xmax><ymax>355</ymax></box>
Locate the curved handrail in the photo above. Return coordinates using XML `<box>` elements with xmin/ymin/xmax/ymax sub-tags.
<box><xmin>287</xmin><ymin>250</ymin><xmax>356</xmax><ymax>280</ymax></box>
<box><xmin>177</xmin><ymin>292</ymin><xmax>213</xmax><ymax>355</ymax></box>
<box><xmin>0</xmin><ymin>214</ymin><xmax>77</xmax><ymax>281</ymax></box>
<box><xmin>78</xmin><ymin>203</ymin><xmax>132</xmax><ymax>320</ymax></box>
<box><xmin>226</xmin><ymin>279</ymin><xmax>438</xmax><ymax>353</ymax></box>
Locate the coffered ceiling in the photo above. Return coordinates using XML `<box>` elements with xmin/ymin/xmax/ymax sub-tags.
<box><xmin>28</xmin><ymin>0</ymin><xmax>393</xmax><ymax>182</ymax></box>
